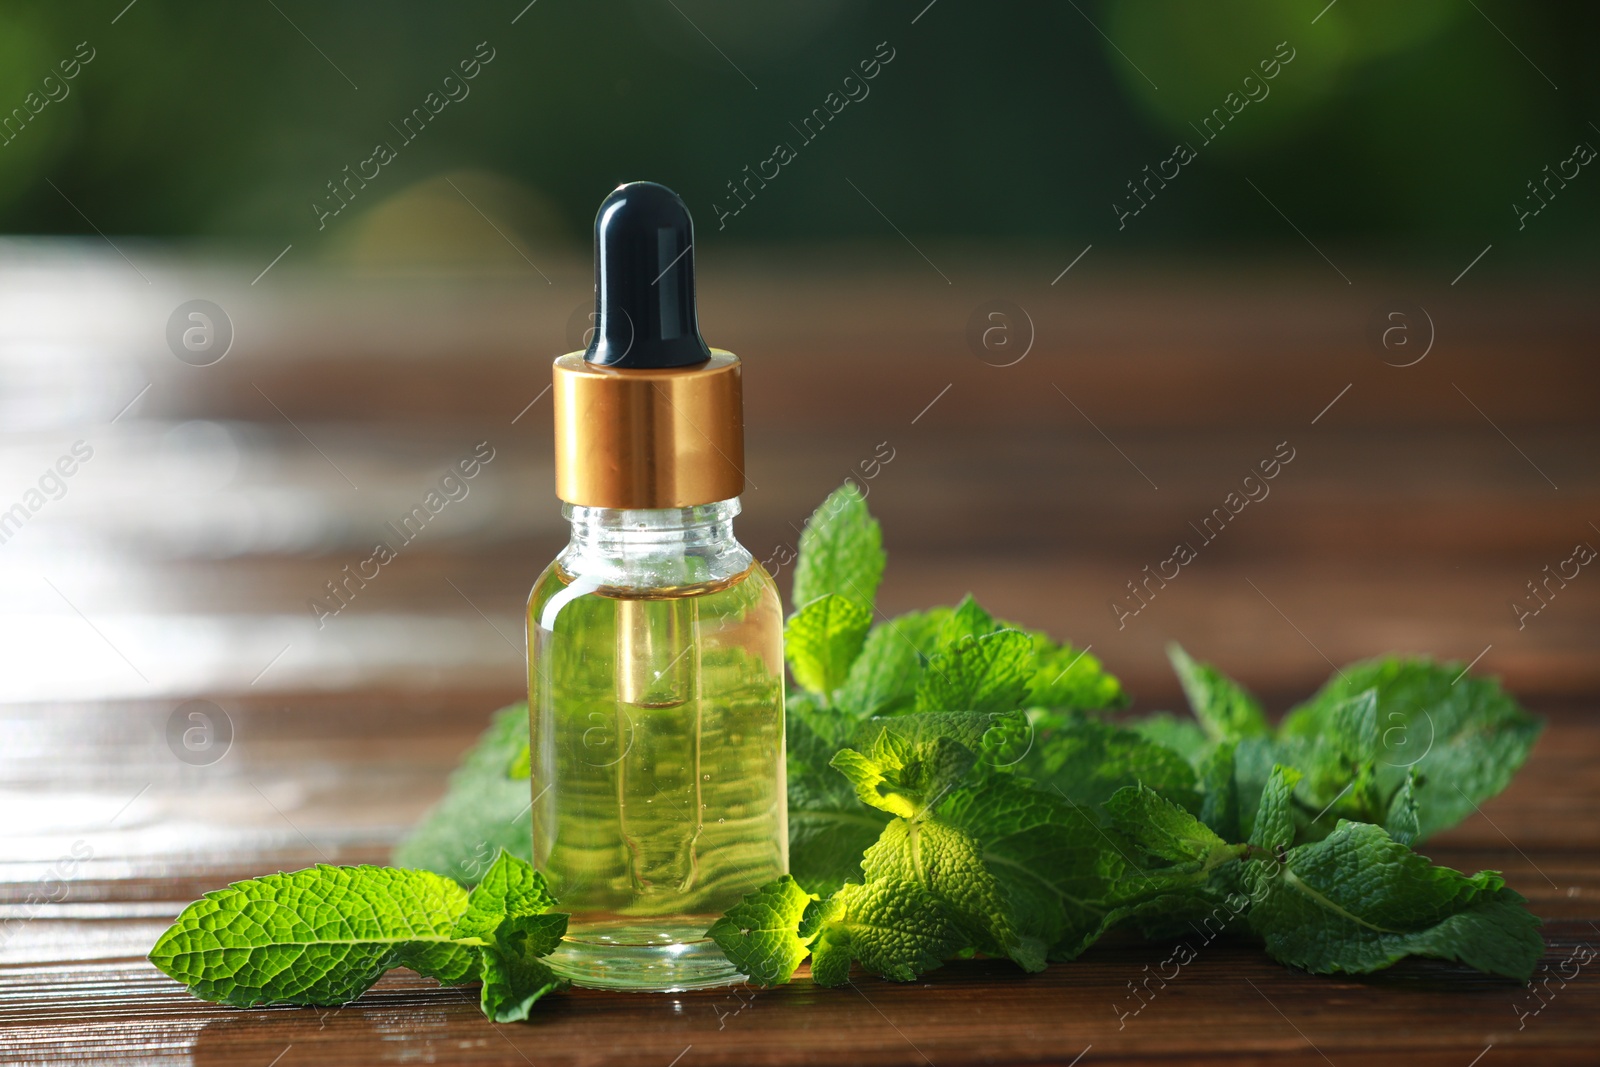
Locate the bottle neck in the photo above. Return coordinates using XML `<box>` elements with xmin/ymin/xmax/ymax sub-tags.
<box><xmin>558</xmin><ymin>497</ymin><xmax>750</xmax><ymax>592</ymax></box>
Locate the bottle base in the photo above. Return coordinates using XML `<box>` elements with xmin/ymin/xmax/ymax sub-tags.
<box><xmin>547</xmin><ymin>918</ymin><xmax>746</xmax><ymax>992</ymax></box>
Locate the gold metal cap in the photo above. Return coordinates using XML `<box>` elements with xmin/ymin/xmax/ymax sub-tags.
<box><xmin>552</xmin><ymin>349</ymin><xmax>744</xmax><ymax>508</ymax></box>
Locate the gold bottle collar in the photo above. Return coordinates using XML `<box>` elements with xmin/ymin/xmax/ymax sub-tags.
<box><xmin>552</xmin><ymin>349</ymin><xmax>745</xmax><ymax>509</ymax></box>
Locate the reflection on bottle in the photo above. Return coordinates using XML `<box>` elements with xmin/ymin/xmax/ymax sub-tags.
<box><xmin>616</xmin><ymin>595</ymin><xmax>703</xmax><ymax>895</ymax></box>
<box><xmin>616</xmin><ymin>596</ymin><xmax>695</xmax><ymax>708</ymax></box>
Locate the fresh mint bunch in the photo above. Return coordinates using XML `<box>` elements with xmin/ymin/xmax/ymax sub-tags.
<box><xmin>149</xmin><ymin>851</ymin><xmax>567</xmax><ymax>1023</ymax></box>
<box><xmin>708</xmin><ymin>482</ymin><xmax>1544</xmax><ymax>988</ymax></box>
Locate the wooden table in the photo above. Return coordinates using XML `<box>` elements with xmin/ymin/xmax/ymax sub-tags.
<box><xmin>2</xmin><ymin>250</ymin><xmax>1597</xmax><ymax>1064</ymax></box>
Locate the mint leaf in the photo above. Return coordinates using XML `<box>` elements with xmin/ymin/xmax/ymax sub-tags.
<box><xmin>395</xmin><ymin>702</ymin><xmax>532</xmax><ymax>884</ymax></box>
<box><xmin>804</xmin><ymin>814</ymin><xmax>1046</xmax><ymax>984</ymax></box>
<box><xmin>1104</xmin><ymin>784</ymin><xmax>1234</xmax><ymax>868</ymax></box>
<box><xmin>506</xmin><ymin>742</ymin><xmax>530</xmax><ymax>779</ymax></box>
<box><xmin>1385</xmin><ymin>769</ymin><xmax>1421</xmax><ymax>847</ymax></box>
<box><xmin>830</xmin><ymin>711</ymin><xmax>1028</xmax><ymax>819</ymax></box>
<box><xmin>947</xmin><ymin>771</ymin><xmax>1235</xmax><ymax>966</ymax></box>
<box><xmin>150</xmin><ymin>853</ymin><xmax>569</xmax><ymax>1020</ymax></box>
<box><xmin>1271</xmin><ymin>689</ymin><xmax>1388</xmax><ymax>836</ymax></box>
<box><xmin>705</xmin><ymin>875</ymin><xmax>818</xmax><ymax>986</ymax></box>
<box><xmin>1025</xmin><ymin>636</ymin><xmax>1126</xmax><ymax>711</ymax></box>
<box><xmin>1129</xmin><ymin>712</ymin><xmax>1211</xmax><ymax>765</ymax></box>
<box><xmin>1249</xmin><ymin>765</ymin><xmax>1303</xmax><ymax>851</ymax></box>
<box><xmin>785</xmin><ymin>593</ymin><xmax>873</xmax><ymax>695</ymax></box>
<box><xmin>1327</xmin><ymin>687</ymin><xmax>1381</xmax><ymax>759</ymax></box>
<box><xmin>786</xmin><ymin>732</ymin><xmax>1083</xmax><ymax>985</ymax></box>
<box><xmin>915</xmin><ymin>629</ymin><xmax>1033</xmax><ymax>714</ymax></box>
<box><xmin>937</xmin><ymin>595</ymin><xmax>1004</xmax><ymax>645</ymax></box>
<box><xmin>1169</xmin><ymin>644</ymin><xmax>1269</xmax><ymax>742</ymax></box>
<box><xmin>462</xmin><ymin>853</ymin><xmax>568</xmax><ymax>1023</ymax></box>
<box><xmin>788</xmin><ymin>688</ymin><xmax>854</xmax><ymax>751</ymax></box>
<box><xmin>1017</xmin><ymin>710</ymin><xmax>1200</xmax><ymax>811</ymax></box>
<box><xmin>454</xmin><ymin>849</ymin><xmax>558</xmax><ymax>942</ymax></box>
<box><xmin>834</xmin><ymin>609</ymin><xmax>948</xmax><ymax>718</ymax></box>
<box><xmin>1107</xmin><ymin>790</ymin><xmax>1228</xmax><ymax>863</ymax></box>
<box><xmin>479</xmin><ymin>920</ymin><xmax>567</xmax><ymax>1023</ymax></box>
<box><xmin>808</xmin><ymin>879</ymin><xmax>965</xmax><ymax>986</ymax></box>
<box><xmin>149</xmin><ymin>865</ymin><xmax>476</xmax><ymax>1007</ymax></box>
<box><xmin>1087</xmin><ymin>782</ymin><xmax>1261</xmax><ymax>952</ymax></box>
<box><xmin>1198</xmin><ymin>741</ymin><xmax>1240</xmax><ymax>842</ymax></box>
<box><xmin>862</xmin><ymin>817</ymin><xmax>1045</xmax><ymax>971</ymax></box>
<box><xmin>832</xmin><ymin>734</ymin><xmax>976</xmax><ymax>820</ymax></box>
<box><xmin>1246</xmin><ymin>821</ymin><xmax>1543</xmax><ymax>979</ymax></box>
<box><xmin>1279</xmin><ymin>659</ymin><xmax>1541</xmax><ymax>839</ymax></box>
<box><xmin>792</xmin><ymin>482</ymin><xmax>885</xmax><ymax>611</ymax></box>
<box><xmin>794</xmin><ymin>710</ymin><xmax>1021</xmax><ymax>892</ymax></box>
<box><xmin>786</xmin><ymin>697</ymin><xmax>892</xmax><ymax>895</ymax></box>
<box><xmin>941</xmin><ymin>775</ymin><xmax>1142</xmax><ymax>959</ymax></box>
<box><xmin>849</xmin><ymin>710</ymin><xmax>1027</xmax><ymax>756</ymax></box>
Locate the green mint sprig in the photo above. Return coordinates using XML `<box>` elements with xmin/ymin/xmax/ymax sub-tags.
<box><xmin>149</xmin><ymin>851</ymin><xmax>567</xmax><ymax>1023</ymax></box>
<box><xmin>708</xmin><ymin>482</ymin><xmax>1544</xmax><ymax>987</ymax></box>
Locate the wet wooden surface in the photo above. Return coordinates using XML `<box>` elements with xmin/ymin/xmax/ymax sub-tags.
<box><xmin>2</xmin><ymin>250</ymin><xmax>1598</xmax><ymax>1063</ymax></box>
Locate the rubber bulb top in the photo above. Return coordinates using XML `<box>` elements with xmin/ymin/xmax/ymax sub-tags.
<box><xmin>584</xmin><ymin>181</ymin><xmax>712</xmax><ymax>369</ymax></box>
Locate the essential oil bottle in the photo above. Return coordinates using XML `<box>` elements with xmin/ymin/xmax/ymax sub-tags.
<box><xmin>527</xmin><ymin>182</ymin><xmax>787</xmax><ymax>991</ymax></box>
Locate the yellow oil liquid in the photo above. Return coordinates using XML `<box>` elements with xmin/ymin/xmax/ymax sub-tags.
<box><xmin>526</xmin><ymin>562</ymin><xmax>787</xmax><ymax>990</ymax></box>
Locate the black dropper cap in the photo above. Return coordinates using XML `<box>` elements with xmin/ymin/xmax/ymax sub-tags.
<box><xmin>584</xmin><ymin>182</ymin><xmax>713</xmax><ymax>369</ymax></box>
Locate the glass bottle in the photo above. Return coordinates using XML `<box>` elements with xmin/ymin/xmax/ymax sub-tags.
<box><xmin>527</xmin><ymin>499</ymin><xmax>785</xmax><ymax>990</ymax></box>
<box><xmin>527</xmin><ymin>181</ymin><xmax>786</xmax><ymax>990</ymax></box>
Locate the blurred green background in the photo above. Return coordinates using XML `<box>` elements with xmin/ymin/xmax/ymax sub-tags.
<box><xmin>1</xmin><ymin>0</ymin><xmax>1596</xmax><ymax>260</ymax></box>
